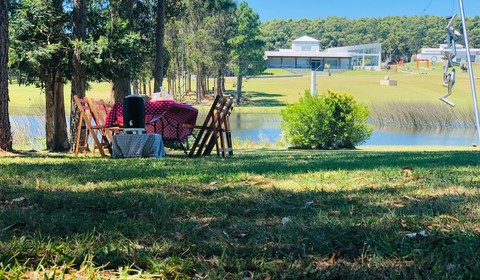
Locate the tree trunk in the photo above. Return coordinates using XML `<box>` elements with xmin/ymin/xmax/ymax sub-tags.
<box><xmin>186</xmin><ymin>74</ymin><xmax>191</xmax><ymax>93</ymax></box>
<box><xmin>132</xmin><ymin>79</ymin><xmax>139</xmax><ymax>94</ymax></box>
<box><xmin>70</xmin><ymin>0</ymin><xmax>86</xmax><ymax>151</ymax></box>
<box><xmin>236</xmin><ymin>74</ymin><xmax>242</xmax><ymax>105</ymax></box>
<box><xmin>153</xmin><ymin>0</ymin><xmax>165</xmax><ymax>92</ymax></box>
<box><xmin>46</xmin><ymin>70</ymin><xmax>69</xmax><ymax>151</ymax></box>
<box><xmin>206</xmin><ymin>77</ymin><xmax>209</xmax><ymax>95</ymax></box>
<box><xmin>215</xmin><ymin>75</ymin><xmax>224</xmax><ymax>97</ymax></box>
<box><xmin>0</xmin><ymin>0</ymin><xmax>12</xmax><ymax>151</ymax></box>
<box><xmin>45</xmin><ymin>72</ymin><xmax>55</xmax><ymax>150</ymax></box>
<box><xmin>221</xmin><ymin>76</ymin><xmax>225</xmax><ymax>95</ymax></box>
<box><xmin>195</xmin><ymin>64</ymin><xmax>204</xmax><ymax>104</ymax></box>
<box><xmin>53</xmin><ymin>69</ymin><xmax>69</xmax><ymax>151</ymax></box>
<box><xmin>111</xmin><ymin>79</ymin><xmax>131</xmax><ymax>103</ymax></box>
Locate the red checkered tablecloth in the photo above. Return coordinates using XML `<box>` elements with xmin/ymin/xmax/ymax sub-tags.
<box><xmin>105</xmin><ymin>100</ymin><xmax>198</xmax><ymax>141</ymax></box>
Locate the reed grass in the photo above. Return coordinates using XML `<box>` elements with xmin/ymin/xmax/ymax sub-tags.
<box><xmin>369</xmin><ymin>102</ymin><xmax>477</xmax><ymax>129</ymax></box>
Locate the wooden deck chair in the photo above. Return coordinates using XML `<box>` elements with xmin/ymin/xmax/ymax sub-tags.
<box><xmin>185</xmin><ymin>95</ymin><xmax>229</xmax><ymax>157</ymax></box>
<box><xmin>73</xmin><ymin>95</ymin><xmax>111</xmax><ymax>157</ymax></box>
<box><xmin>88</xmin><ymin>97</ymin><xmax>123</xmax><ymax>139</ymax></box>
<box><xmin>203</xmin><ymin>96</ymin><xmax>235</xmax><ymax>157</ymax></box>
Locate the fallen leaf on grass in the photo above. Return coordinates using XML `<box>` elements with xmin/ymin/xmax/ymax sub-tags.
<box><xmin>303</xmin><ymin>201</ymin><xmax>314</xmax><ymax>209</ymax></box>
<box><xmin>402</xmin><ymin>195</ymin><xmax>421</xmax><ymax>201</ymax></box>
<box><xmin>404</xmin><ymin>230</ymin><xmax>429</xmax><ymax>238</ymax></box>
<box><xmin>2</xmin><ymin>222</ymin><xmax>27</xmax><ymax>232</ymax></box>
<box><xmin>203</xmin><ymin>185</ymin><xmax>218</xmax><ymax>191</ymax></box>
<box><xmin>196</xmin><ymin>223</ymin><xmax>210</xmax><ymax>230</ymax></box>
<box><xmin>11</xmin><ymin>197</ymin><xmax>26</xmax><ymax>205</ymax></box>
<box><xmin>328</xmin><ymin>211</ymin><xmax>341</xmax><ymax>217</ymax></box>
<box><xmin>328</xmin><ymin>253</ymin><xmax>336</xmax><ymax>265</ymax></box>
<box><xmin>243</xmin><ymin>176</ymin><xmax>274</xmax><ymax>186</ymax></box>
<box><xmin>393</xmin><ymin>203</ymin><xmax>406</xmax><ymax>208</ymax></box>
<box><xmin>402</xmin><ymin>166</ymin><xmax>413</xmax><ymax>176</ymax></box>
<box><xmin>427</xmin><ymin>223</ymin><xmax>442</xmax><ymax>230</ymax></box>
<box><xmin>439</xmin><ymin>215</ymin><xmax>460</xmax><ymax>223</ymax></box>
<box><xmin>281</xmin><ymin>217</ymin><xmax>292</xmax><ymax>226</ymax></box>
<box><xmin>175</xmin><ymin>232</ymin><xmax>185</xmax><ymax>240</ymax></box>
<box><xmin>234</xmin><ymin>232</ymin><xmax>248</xmax><ymax>238</ymax></box>
<box><xmin>446</xmin><ymin>263</ymin><xmax>458</xmax><ymax>271</ymax></box>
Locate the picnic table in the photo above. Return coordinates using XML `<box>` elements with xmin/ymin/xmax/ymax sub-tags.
<box><xmin>105</xmin><ymin>100</ymin><xmax>198</xmax><ymax>141</ymax></box>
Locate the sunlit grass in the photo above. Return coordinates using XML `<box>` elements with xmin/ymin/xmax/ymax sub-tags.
<box><xmin>0</xmin><ymin>149</ymin><xmax>479</xmax><ymax>278</ymax></box>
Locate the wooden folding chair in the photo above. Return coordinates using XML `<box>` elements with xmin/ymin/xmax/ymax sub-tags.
<box><xmin>211</xmin><ymin>97</ymin><xmax>235</xmax><ymax>157</ymax></box>
<box><xmin>73</xmin><ymin>95</ymin><xmax>111</xmax><ymax>157</ymax></box>
<box><xmin>185</xmin><ymin>95</ymin><xmax>234</xmax><ymax>157</ymax></box>
<box><xmin>88</xmin><ymin>97</ymin><xmax>123</xmax><ymax>139</ymax></box>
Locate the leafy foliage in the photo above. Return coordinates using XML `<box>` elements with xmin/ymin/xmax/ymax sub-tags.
<box><xmin>8</xmin><ymin>0</ymin><xmax>69</xmax><ymax>86</ymax></box>
<box><xmin>229</xmin><ymin>2</ymin><xmax>265</xmax><ymax>76</ymax></box>
<box><xmin>281</xmin><ymin>90</ymin><xmax>373</xmax><ymax>149</ymax></box>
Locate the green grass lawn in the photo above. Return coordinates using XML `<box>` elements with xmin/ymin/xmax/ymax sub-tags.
<box><xmin>8</xmin><ymin>63</ymin><xmax>480</xmax><ymax>115</ymax></box>
<box><xmin>0</xmin><ymin>148</ymin><xmax>479</xmax><ymax>278</ymax></box>
<box><xmin>224</xmin><ymin>63</ymin><xmax>480</xmax><ymax>112</ymax></box>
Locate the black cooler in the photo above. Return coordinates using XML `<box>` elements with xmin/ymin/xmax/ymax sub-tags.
<box><xmin>123</xmin><ymin>94</ymin><xmax>145</xmax><ymax>133</ymax></box>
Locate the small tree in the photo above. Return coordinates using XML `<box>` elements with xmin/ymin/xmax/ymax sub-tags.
<box><xmin>229</xmin><ymin>1</ymin><xmax>265</xmax><ymax>105</ymax></box>
<box><xmin>281</xmin><ymin>90</ymin><xmax>373</xmax><ymax>149</ymax></box>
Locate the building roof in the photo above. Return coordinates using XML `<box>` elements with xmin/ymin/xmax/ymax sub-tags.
<box><xmin>292</xmin><ymin>36</ymin><xmax>320</xmax><ymax>43</ymax></box>
<box><xmin>265</xmin><ymin>50</ymin><xmax>351</xmax><ymax>58</ymax></box>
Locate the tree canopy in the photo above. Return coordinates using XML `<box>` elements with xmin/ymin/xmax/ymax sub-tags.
<box><xmin>261</xmin><ymin>16</ymin><xmax>480</xmax><ymax>62</ymax></box>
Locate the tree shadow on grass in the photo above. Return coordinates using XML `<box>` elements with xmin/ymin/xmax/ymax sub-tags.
<box><xmin>0</xmin><ymin>181</ymin><xmax>478</xmax><ymax>278</ymax></box>
<box><xmin>0</xmin><ymin>150</ymin><xmax>479</xmax><ymax>277</ymax></box>
<box><xmin>240</xmin><ymin>91</ymin><xmax>286</xmax><ymax>107</ymax></box>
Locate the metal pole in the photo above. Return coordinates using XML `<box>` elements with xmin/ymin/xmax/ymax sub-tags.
<box><xmin>310</xmin><ymin>70</ymin><xmax>316</xmax><ymax>96</ymax></box>
<box><xmin>459</xmin><ymin>0</ymin><xmax>480</xmax><ymax>144</ymax></box>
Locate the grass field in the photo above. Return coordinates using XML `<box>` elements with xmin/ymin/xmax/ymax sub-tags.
<box><xmin>8</xmin><ymin>63</ymin><xmax>480</xmax><ymax>115</ymax></box>
<box><xmin>0</xmin><ymin>148</ymin><xmax>479</xmax><ymax>279</ymax></box>
<box><xmin>230</xmin><ymin>64</ymin><xmax>480</xmax><ymax>111</ymax></box>
<box><xmin>3</xmin><ymin>66</ymin><xmax>480</xmax><ymax>278</ymax></box>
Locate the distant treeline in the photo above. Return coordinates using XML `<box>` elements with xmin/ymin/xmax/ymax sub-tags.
<box><xmin>260</xmin><ymin>16</ymin><xmax>480</xmax><ymax>62</ymax></box>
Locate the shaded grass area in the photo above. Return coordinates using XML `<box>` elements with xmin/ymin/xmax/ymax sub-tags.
<box><xmin>0</xmin><ymin>149</ymin><xmax>479</xmax><ymax>278</ymax></box>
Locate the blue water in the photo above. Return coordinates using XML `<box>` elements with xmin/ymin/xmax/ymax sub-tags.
<box><xmin>229</xmin><ymin>113</ymin><xmax>479</xmax><ymax>146</ymax></box>
<box><xmin>11</xmin><ymin>114</ymin><xmax>480</xmax><ymax>148</ymax></box>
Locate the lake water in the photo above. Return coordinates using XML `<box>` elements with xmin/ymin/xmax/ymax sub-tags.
<box><xmin>229</xmin><ymin>113</ymin><xmax>479</xmax><ymax>146</ymax></box>
<box><xmin>10</xmin><ymin>114</ymin><xmax>480</xmax><ymax>149</ymax></box>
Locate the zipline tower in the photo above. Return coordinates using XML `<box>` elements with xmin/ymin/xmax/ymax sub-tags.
<box><xmin>458</xmin><ymin>0</ymin><xmax>480</xmax><ymax>144</ymax></box>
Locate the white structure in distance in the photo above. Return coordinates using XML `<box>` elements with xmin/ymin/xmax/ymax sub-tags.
<box><xmin>417</xmin><ymin>44</ymin><xmax>480</xmax><ymax>64</ymax></box>
<box><xmin>265</xmin><ymin>35</ymin><xmax>382</xmax><ymax>71</ymax></box>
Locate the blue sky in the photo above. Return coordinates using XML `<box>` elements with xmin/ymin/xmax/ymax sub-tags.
<box><xmin>239</xmin><ymin>0</ymin><xmax>480</xmax><ymax>22</ymax></box>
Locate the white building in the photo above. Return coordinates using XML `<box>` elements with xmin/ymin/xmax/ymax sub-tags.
<box><xmin>416</xmin><ymin>44</ymin><xmax>480</xmax><ymax>64</ymax></box>
<box><xmin>265</xmin><ymin>35</ymin><xmax>382</xmax><ymax>71</ymax></box>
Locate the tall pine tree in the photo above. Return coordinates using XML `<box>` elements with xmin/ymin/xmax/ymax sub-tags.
<box><xmin>0</xmin><ymin>0</ymin><xmax>12</xmax><ymax>151</ymax></box>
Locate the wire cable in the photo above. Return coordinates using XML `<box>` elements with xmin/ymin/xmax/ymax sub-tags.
<box><xmin>421</xmin><ymin>0</ymin><xmax>434</xmax><ymax>15</ymax></box>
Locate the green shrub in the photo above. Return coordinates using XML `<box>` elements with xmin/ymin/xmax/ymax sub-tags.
<box><xmin>280</xmin><ymin>90</ymin><xmax>373</xmax><ymax>149</ymax></box>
